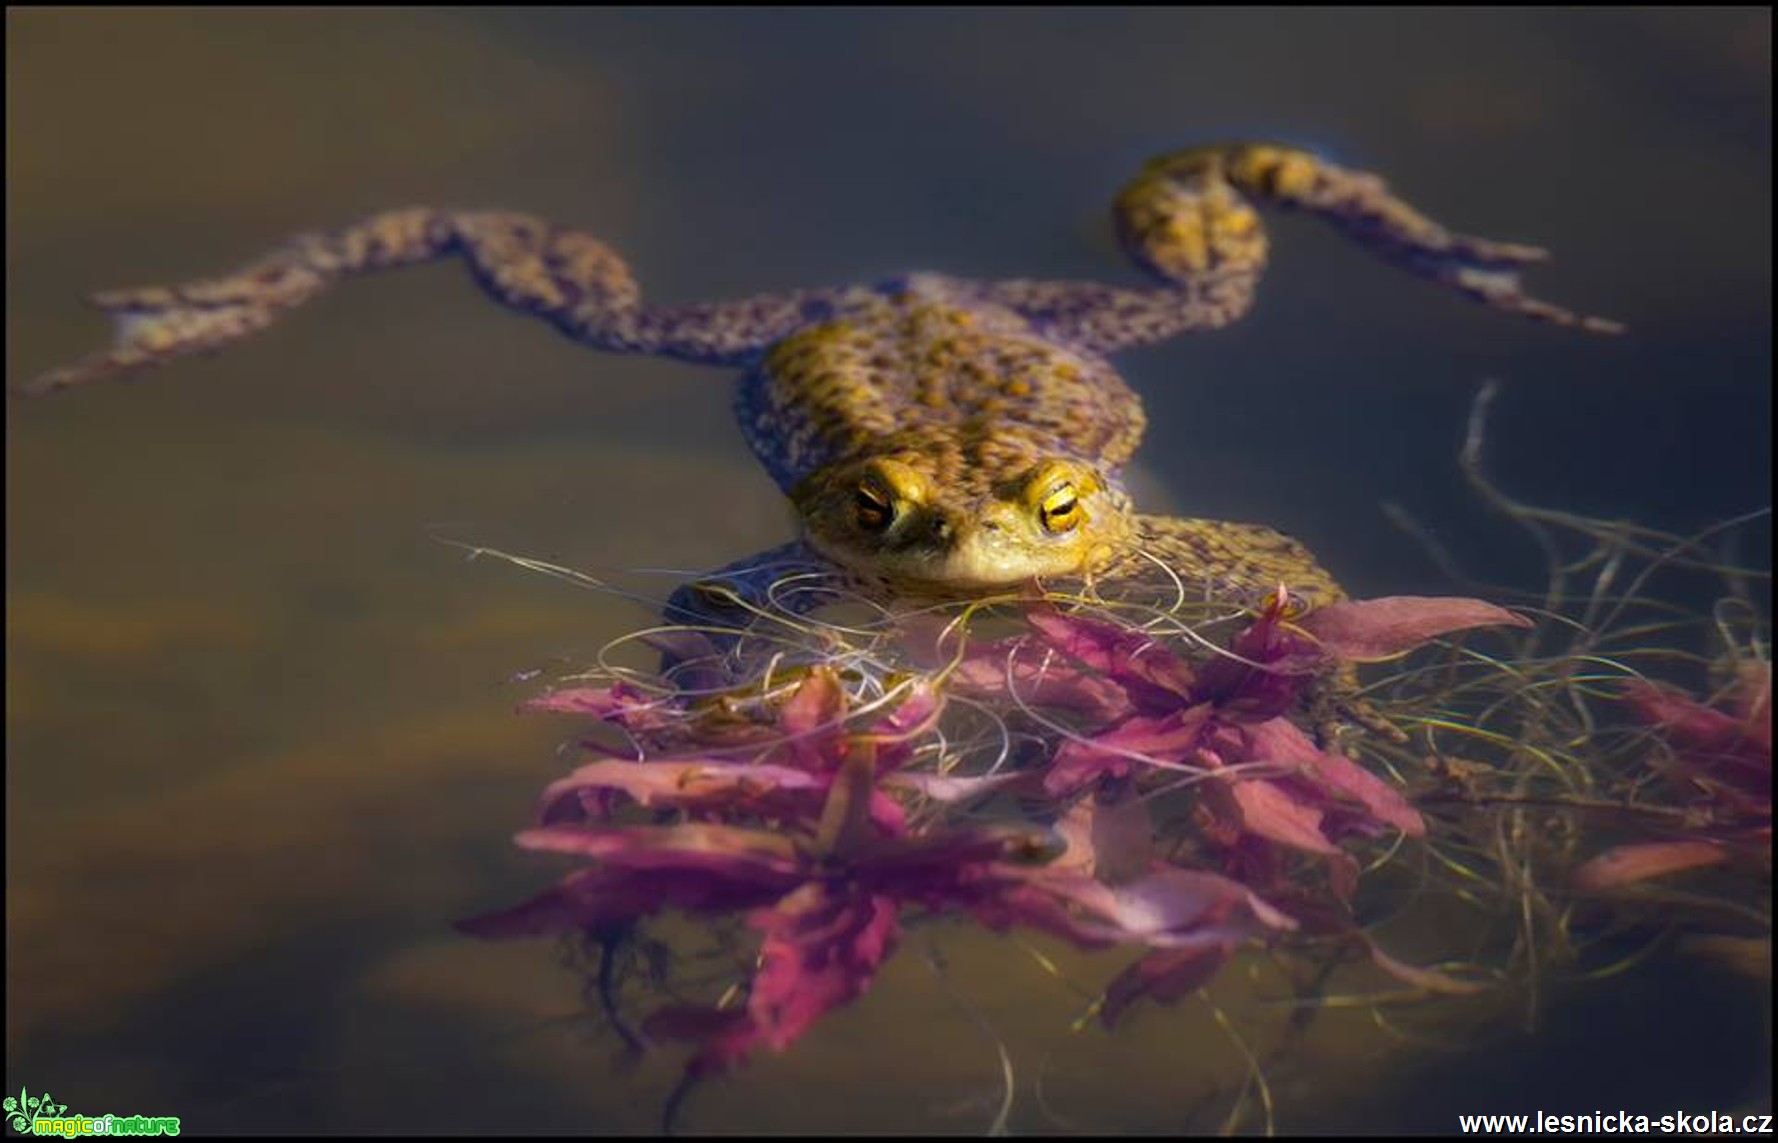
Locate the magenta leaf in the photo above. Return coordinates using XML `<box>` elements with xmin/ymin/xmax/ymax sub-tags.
<box><xmin>775</xmin><ymin>669</ymin><xmax>849</xmax><ymax>772</ymax></box>
<box><xmin>1025</xmin><ymin>606</ymin><xmax>1198</xmax><ymax>713</ymax></box>
<box><xmin>847</xmin><ymin>823</ymin><xmax>1065</xmax><ymax>889</ymax></box>
<box><xmin>537</xmin><ymin>758</ymin><xmax>826</xmax><ymax>825</ymax></box>
<box><xmin>1053</xmin><ymin>791</ymin><xmax>1155</xmax><ymax>884</ymax></box>
<box><xmin>1192</xmin><ymin>632</ymin><xmax>1321</xmax><ymax>718</ymax></box>
<box><xmin>1023</xmin><ymin>605</ymin><xmax>1143</xmax><ymax>675</ymax></box>
<box><xmin>1300</xmin><ymin>748</ymin><xmax>1426</xmax><ymax>839</ymax></box>
<box><xmin>520</xmin><ymin>681</ymin><xmax>712</xmax><ymax>744</ymax></box>
<box><xmin>1573</xmin><ymin>839</ymin><xmax>1732</xmax><ymax>890</ymax></box>
<box><xmin>1093</xmin><ymin>867</ymin><xmax>1299</xmax><ymax>945</ymax></box>
<box><xmin>1623</xmin><ymin>678</ymin><xmax>1772</xmax><ymax>788</ymax></box>
<box><xmin>1043</xmin><ymin>705</ymin><xmax>1215</xmax><ymax>797</ymax></box>
<box><xmin>970</xmin><ymin>862</ymin><xmax>1296</xmax><ymax>954</ymax></box>
<box><xmin>746</xmin><ymin>885</ymin><xmax>900</xmax><ymax>1051</ymax></box>
<box><xmin>1240</xmin><ymin>718</ymin><xmax>1425</xmax><ymax>838</ymax></box>
<box><xmin>869</xmin><ymin>679</ymin><xmax>943</xmax><ymax>753</ymax></box>
<box><xmin>668</xmin><ymin>884</ymin><xmax>901</xmax><ymax>1077</ymax></box>
<box><xmin>1101</xmin><ymin>945</ymin><xmax>1233</xmax><ymax>1029</ymax></box>
<box><xmin>521</xmin><ymin>685</ymin><xmax>632</xmax><ymax>716</ymax></box>
<box><xmin>515</xmin><ymin>823</ymin><xmax>803</xmax><ymax>876</ymax></box>
<box><xmin>1298</xmin><ymin>596</ymin><xmax>1532</xmax><ymax>663</ymax></box>
<box><xmin>1365</xmin><ymin>941</ymin><xmax>1490</xmax><ymax>995</ymax></box>
<box><xmin>949</xmin><ymin>636</ymin><xmax>1134</xmax><ymax>725</ymax></box>
<box><xmin>1211</xmin><ymin>772</ymin><xmax>1341</xmax><ymax>856</ymax></box>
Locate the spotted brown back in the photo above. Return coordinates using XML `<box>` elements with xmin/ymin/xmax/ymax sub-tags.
<box><xmin>734</xmin><ymin>285</ymin><xmax>1147</xmax><ymax>493</ymax></box>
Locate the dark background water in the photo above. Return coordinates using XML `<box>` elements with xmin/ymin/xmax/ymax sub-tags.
<box><xmin>6</xmin><ymin>9</ymin><xmax>1769</xmax><ymax>1133</ymax></box>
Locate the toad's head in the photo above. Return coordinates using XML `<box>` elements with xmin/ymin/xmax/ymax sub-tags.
<box><xmin>793</xmin><ymin>454</ymin><xmax>1132</xmax><ymax>593</ymax></box>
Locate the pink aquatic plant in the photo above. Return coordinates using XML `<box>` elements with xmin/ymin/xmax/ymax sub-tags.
<box><xmin>464</xmin><ymin>666</ymin><xmax>1295</xmax><ymax>1082</ymax></box>
<box><xmin>949</xmin><ymin>590</ymin><xmax>1529</xmax><ymax>860</ymax></box>
<box><xmin>524</xmin><ymin>669</ymin><xmax>939</xmax><ymax>838</ymax></box>
<box><xmin>940</xmin><ymin>590</ymin><xmax>1526</xmax><ymax>1006</ymax></box>
<box><xmin>1573</xmin><ymin>660</ymin><xmax>1772</xmax><ymax>890</ymax></box>
<box><xmin>459</xmin><ymin>588</ymin><xmax>1531</xmax><ymax>1095</ymax></box>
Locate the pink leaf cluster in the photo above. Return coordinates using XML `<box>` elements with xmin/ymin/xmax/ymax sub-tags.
<box><xmin>953</xmin><ymin>594</ymin><xmax>1528</xmax><ymax>854</ymax></box>
<box><xmin>1574</xmin><ymin>661</ymin><xmax>1772</xmax><ymax>891</ymax></box>
<box><xmin>461</xmin><ymin>591</ymin><xmax>1531</xmax><ymax>1077</ymax></box>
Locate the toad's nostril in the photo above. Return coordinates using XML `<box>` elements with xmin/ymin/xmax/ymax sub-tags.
<box><xmin>979</xmin><ymin>519</ymin><xmax>1000</xmax><ymax>532</ymax></box>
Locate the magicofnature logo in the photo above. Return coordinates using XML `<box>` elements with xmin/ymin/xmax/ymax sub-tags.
<box><xmin>5</xmin><ymin>1088</ymin><xmax>179</xmax><ymax>1137</ymax></box>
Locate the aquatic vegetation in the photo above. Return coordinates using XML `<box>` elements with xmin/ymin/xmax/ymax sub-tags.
<box><xmin>453</xmin><ymin>384</ymin><xmax>1768</xmax><ymax>1131</ymax></box>
<box><xmin>459</xmin><ymin>581</ymin><xmax>1530</xmax><ymax>1117</ymax></box>
<box><xmin>1364</xmin><ymin>383</ymin><xmax>1771</xmax><ymax>1020</ymax></box>
<box><xmin>1573</xmin><ymin>661</ymin><xmax>1771</xmax><ymax>890</ymax></box>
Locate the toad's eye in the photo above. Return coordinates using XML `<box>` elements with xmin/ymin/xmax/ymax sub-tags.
<box><xmin>855</xmin><ymin>484</ymin><xmax>894</xmax><ymax>532</ymax></box>
<box><xmin>1038</xmin><ymin>483</ymin><xmax>1080</xmax><ymax>534</ymax></box>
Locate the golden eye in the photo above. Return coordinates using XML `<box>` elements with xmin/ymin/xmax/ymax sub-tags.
<box><xmin>855</xmin><ymin>483</ymin><xmax>894</xmax><ymax>532</ymax></box>
<box><xmin>1039</xmin><ymin>482</ymin><xmax>1080</xmax><ymax>534</ymax></box>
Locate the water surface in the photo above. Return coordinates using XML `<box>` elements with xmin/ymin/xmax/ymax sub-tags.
<box><xmin>7</xmin><ymin>9</ymin><xmax>1769</xmax><ymax>1133</ymax></box>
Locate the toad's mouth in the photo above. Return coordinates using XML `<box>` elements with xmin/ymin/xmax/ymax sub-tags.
<box><xmin>806</xmin><ymin>527</ymin><xmax>1116</xmax><ymax>596</ymax></box>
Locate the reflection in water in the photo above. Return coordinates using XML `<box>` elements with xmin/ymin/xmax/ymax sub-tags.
<box><xmin>6</xmin><ymin>7</ymin><xmax>1769</xmax><ymax>1134</ymax></box>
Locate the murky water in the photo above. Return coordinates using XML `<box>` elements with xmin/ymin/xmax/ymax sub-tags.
<box><xmin>7</xmin><ymin>9</ymin><xmax>1769</xmax><ymax>1133</ymax></box>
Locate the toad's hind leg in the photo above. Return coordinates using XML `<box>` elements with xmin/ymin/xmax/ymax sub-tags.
<box><xmin>21</xmin><ymin>208</ymin><xmax>832</xmax><ymax>395</ymax></box>
<box><xmin>999</xmin><ymin>142</ymin><xmax>1621</xmax><ymax>353</ymax></box>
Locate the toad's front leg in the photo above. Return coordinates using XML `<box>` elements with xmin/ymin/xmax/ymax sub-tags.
<box><xmin>20</xmin><ymin>208</ymin><xmax>836</xmax><ymax>395</ymax></box>
<box><xmin>1101</xmin><ymin>513</ymin><xmax>1346</xmax><ymax>611</ymax></box>
<box><xmin>657</xmin><ymin>540</ymin><xmax>857</xmax><ymax>678</ymax></box>
<box><xmin>1097</xmin><ymin>514</ymin><xmax>1398</xmax><ymax>741</ymax></box>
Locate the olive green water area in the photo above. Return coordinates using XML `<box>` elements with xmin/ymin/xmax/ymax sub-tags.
<box><xmin>6</xmin><ymin>9</ymin><xmax>1770</xmax><ymax>1133</ymax></box>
